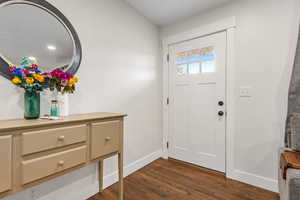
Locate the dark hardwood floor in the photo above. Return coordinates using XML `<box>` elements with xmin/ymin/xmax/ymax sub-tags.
<box><xmin>88</xmin><ymin>158</ymin><xmax>279</xmax><ymax>200</ymax></box>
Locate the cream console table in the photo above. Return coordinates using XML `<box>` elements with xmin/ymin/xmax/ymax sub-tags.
<box><xmin>0</xmin><ymin>112</ymin><xmax>126</xmax><ymax>200</ymax></box>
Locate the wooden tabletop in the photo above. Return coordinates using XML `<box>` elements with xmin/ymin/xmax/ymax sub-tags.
<box><xmin>0</xmin><ymin>112</ymin><xmax>127</xmax><ymax>133</ymax></box>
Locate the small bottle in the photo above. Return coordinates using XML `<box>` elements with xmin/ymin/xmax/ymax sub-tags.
<box><xmin>50</xmin><ymin>100</ymin><xmax>59</xmax><ymax>117</ymax></box>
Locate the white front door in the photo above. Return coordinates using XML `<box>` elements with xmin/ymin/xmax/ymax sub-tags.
<box><xmin>168</xmin><ymin>31</ymin><xmax>226</xmax><ymax>172</ymax></box>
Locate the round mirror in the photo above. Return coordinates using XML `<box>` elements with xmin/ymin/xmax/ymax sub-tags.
<box><xmin>0</xmin><ymin>0</ymin><xmax>82</xmax><ymax>79</ymax></box>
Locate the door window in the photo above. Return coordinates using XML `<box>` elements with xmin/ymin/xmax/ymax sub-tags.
<box><xmin>176</xmin><ymin>46</ymin><xmax>215</xmax><ymax>75</ymax></box>
<box><xmin>201</xmin><ymin>60</ymin><xmax>215</xmax><ymax>73</ymax></box>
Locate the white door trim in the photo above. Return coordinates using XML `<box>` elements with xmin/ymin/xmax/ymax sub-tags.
<box><xmin>162</xmin><ymin>17</ymin><xmax>236</xmax><ymax>179</ymax></box>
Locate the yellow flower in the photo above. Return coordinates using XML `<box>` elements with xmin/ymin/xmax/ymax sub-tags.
<box><xmin>38</xmin><ymin>76</ymin><xmax>45</xmax><ymax>83</ymax></box>
<box><xmin>12</xmin><ymin>77</ymin><xmax>21</xmax><ymax>84</ymax></box>
<box><xmin>34</xmin><ymin>74</ymin><xmax>45</xmax><ymax>83</ymax></box>
<box><xmin>32</xmin><ymin>73</ymin><xmax>45</xmax><ymax>83</ymax></box>
<box><xmin>68</xmin><ymin>80</ymin><xmax>74</xmax><ymax>87</ymax></box>
<box><xmin>73</xmin><ymin>77</ymin><xmax>78</xmax><ymax>83</ymax></box>
<box><xmin>68</xmin><ymin>77</ymin><xmax>78</xmax><ymax>87</ymax></box>
<box><xmin>26</xmin><ymin>77</ymin><xmax>34</xmax><ymax>85</ymax></box>
<box><xmin>32</xmin><ymin>73</ymin><xmax>37</xmax><ymax>79</ymax></box>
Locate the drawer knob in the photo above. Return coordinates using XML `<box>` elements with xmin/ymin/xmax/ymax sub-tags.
<box><xmin>105</xmin><ymin>137</ymin><xmax>111</xmax><ymax>141</ymax></box>
<box><xmin>58</xmin><ymin>135</ymin><xmax>65</xmax><ymax>141</ymax></box>
<box><xmin>58</xmin><ymin>160</ymin><xmax>64</xmax><ymax>166</ymax></box>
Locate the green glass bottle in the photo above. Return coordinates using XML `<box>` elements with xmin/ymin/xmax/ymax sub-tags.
<box><xmin>50</xmin><ymin>100</ymin><xmax>59</xmax><ymax>117</ymax></box>
<box><xmin>24</xmin><ymin>91</ymin><xmax>40</xmax><ymax>119</ymax></box>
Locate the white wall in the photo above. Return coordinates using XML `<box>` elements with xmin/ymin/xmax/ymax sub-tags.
<box><xmin>0</xmin><ymin>0</ymin><xmax>162</xmax><ymax>199</ymax></box>
<box><xmin>161</xmin><ymin>0</ymin><xmax>300</xmax><ymax>192</ymax></box>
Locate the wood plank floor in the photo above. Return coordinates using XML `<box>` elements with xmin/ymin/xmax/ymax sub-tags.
<box><xmin>88</xmin><ymin>158</ymin><xmax>279</xmax><ymax>200</ymax></box>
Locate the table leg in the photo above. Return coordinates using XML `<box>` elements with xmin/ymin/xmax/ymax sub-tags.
<box><xmin>118</xmin><ymin>152</ymin><xmax>124</xmax><ymax>200</ymax></box>
<box><xmin>99</xmin><ymin>160</ymin><xmax>104</xmax><ymax>193</ymax></box>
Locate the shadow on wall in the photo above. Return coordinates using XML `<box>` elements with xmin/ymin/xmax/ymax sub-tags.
<box><xmin>1</xmin><ymin>164</ymin><xmax>98</xmax><ymax>200</ymax></box>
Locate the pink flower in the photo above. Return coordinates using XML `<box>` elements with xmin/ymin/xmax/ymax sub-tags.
<box><xmin>22</xmin><ymin>70</ymin><xmax>30</xmax><ymax>75</ymax></box>
<box><xmin>61</xmin><ymin>79</ymin><xmax>68</xmax><ymax>86</ymax></box>
<box><xmin>60</xmin><ymin>72</ymin><xmax>72</xmax><ymax>80</ymax></box>
<box><xmin>9</xmin><ymin>66</ymin><xmax>17</xmax><ymax>72</ymax></box>
<box><xmin>42</xmin><ymin>72</ymin><xmax>52</xmax><ymax>78</ymax></box>
<box><xmin>51</xmin><ymin>70</ymin><xmax>64</xmax><ymax>78</ymax></box>
<box><xmin>50</xmin><ymin>70</ymin><xmax>73</xmax><ymax>81</ymax></box>
<box><xmin>31</xmin><ymin>64</ymin><xmax>38</xmax><ymax>69</ymax></box>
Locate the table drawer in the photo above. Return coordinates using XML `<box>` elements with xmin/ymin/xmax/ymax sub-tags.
<box><xmin>22</xmin><ymin>146</ymin><xmax>87</xmax><ymax>185</ymax></box>
<box><xmin>0</xmin><ymin>136</ymin><xmax>12</xmax><ymax>193</ymax></box>
<box><xmin>91</xmin><ymin>121</ymin><xmax>121</xmax><ymax>159</ymax></box>
<box><xmin>22</xmin><ymin>125</ymin><xmax>87</xmax><ymax>155</ymax></box>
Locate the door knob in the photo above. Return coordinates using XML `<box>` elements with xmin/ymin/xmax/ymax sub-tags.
<box><xmin>218</xmin><ymin>101</ymin><xmax>224</xmax><ymax>106</ymax></box>
<box><xmin>218</xmin><ymin>111</ymin><xmax>224</xmax><ymax>116</ymax></box>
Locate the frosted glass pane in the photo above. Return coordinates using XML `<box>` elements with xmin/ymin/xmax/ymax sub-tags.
<box><xmin>177</xmin><ymin>64</ymin><xmax>187</xmax><ymax>75</ymax></box>
<box><xmin>201</xmin><ymin>61</ymin><xmax>215</xmax><ymax>73</ymax></box>
<box><xmin>188</xmin><ymin>62</ymin><xmax>200</xmax><ymax>74</ymax></box>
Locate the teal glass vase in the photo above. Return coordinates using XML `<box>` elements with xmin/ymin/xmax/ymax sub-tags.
<box><xmin>24</xmin><ymin>91</ymin><xmax>40</xmax><ymax>119</ymax></box>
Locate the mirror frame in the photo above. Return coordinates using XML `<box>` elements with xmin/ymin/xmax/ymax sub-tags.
<box><xmin>0</xmin><ymin>0</ymin><xmax>82</xmax><ymax>80</ymax></box>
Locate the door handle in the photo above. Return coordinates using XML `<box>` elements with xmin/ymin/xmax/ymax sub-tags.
<box><xmin>218</xmin><ymin>111</ymin><xmax>224</xmax><ymax>116</ymax></box>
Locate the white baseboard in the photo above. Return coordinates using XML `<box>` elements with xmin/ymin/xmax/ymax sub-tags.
<box><xmin>103</xmin><ymin>150</ymin><xmax>163</xmax><ymax>189</ymax></box>
<box><xmin>65</xmin><ymin>184</ymin><xmax>99</xmax><ymax>200</ymax></box>
<box><xmin>7</xmin><ymin>150</ymin><xmax>278</xmax><ymax>200</ymax></box>
<box><xmin>230</xmin><ymin>170</ymin><xmax>278</xmax><ymax>193</ymax></box>
<box><xmin>101</xmin><ymin>153</ymin><xmax>278</xmax><ymax>195</ymax></box>
<box><xmin>66</xmin><ymin>165</ymin><xmax>277</xmax><ymax>200</ymax></box>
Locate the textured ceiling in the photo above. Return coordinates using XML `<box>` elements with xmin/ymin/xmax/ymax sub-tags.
<box><xmin>125</xmin><ymin>0</ymin><xmax>234</xmax><ymax>26</ymax></box>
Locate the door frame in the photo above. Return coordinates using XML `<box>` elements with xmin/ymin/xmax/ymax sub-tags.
<box><xmin>162</xmin><ymin>17</ymin><xmax>236</xmax><ymax>178</ymax></box>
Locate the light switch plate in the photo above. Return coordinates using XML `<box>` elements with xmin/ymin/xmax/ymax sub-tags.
<box><xmin>239</xmin><ymin>86</ymin><xmax>252</xmax><ymax>97</ymax></box>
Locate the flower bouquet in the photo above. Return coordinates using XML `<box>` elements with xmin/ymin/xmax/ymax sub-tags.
<box><xmin>9</xmin><ymin>57</ymin><xmax>78</xmax><ymax>119</ymax></box>
<box><xmin>43</xmin><ymin>69</ymin><xmax>78</xmax><ymax>94</ymax></box>
<box><xmin>10</xmin><ymin>57</ymin><xmax>48</xmax><ymax>119</ymax></box>
<box><xmin>43</xmin><ymin>69</ymin><xmax>78</xmax><ymax>117</ymax></box>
